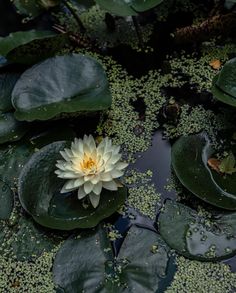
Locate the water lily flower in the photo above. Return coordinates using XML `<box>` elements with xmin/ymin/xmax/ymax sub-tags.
<box><xmin>55</xmin><ymin>135</ymin><xmax>128</xmax><ymax>208</ymax></box>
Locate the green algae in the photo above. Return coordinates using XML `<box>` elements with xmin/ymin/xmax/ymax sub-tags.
<box><xmin>0</xmin><ymin>249</ymin><xmax>58</xmax><ymax>292</ymax></box>
<box><xmin>166</xmin><ymin>256</ymin><xmax>236</xmax><ymax>293</ymax></box>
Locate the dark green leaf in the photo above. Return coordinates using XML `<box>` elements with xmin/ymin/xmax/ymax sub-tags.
<box><xmin>158</xmin><ymin>200</ymin><xmax>236</xmax><ymax>260</ymax></box>
<box><xmin>0</xmin><ymin>30</ymin><xmax>67</xmax><ymax>65</ymax></box>
<box><xmin>172</xmin><ymin>132</ymin><xmax>236</xmax><ymax>210</ymax></box>
<box><xmin>0</xmin><ymin>126</ymin><xmax>75</xmax><ymax>219</ymax></box>
<box><xmin>13</xmin><ymin>0</ymin><xmax>60</xmax><ymax>18</ymax></box>
<box><xmin>53</xmin><ymin>225</ymin><xmax>172</xmax><ymax>292</ymax></box>
<box><xmin>0</xmin><ymin>112</ymin><xmax>29</xmax><ymax>144</ymax></box>
<box><xmin>18</xmin><ymin>141</ymin><xmax>126</xmax><ymax>230</ymax></box>
<box><xmin>0</xmin><ymin>72</ymin><xmax>21</xmax><ymax>111</ymax></box>
<box><xmin>0</xmin><ymin>180</ymin><xmax>14</xmax><ymax>220</ymax></box>
<box><xmin>212</xmin><ymin>57</ymin><xmax>236</xmax><ymax>107</ymax></box>
<box><xmin>96</xmin><ymin>0</ymin><xmax>163</xmax><ymax>16</ymax></box>
<box><xmin>12</xmin><ymin>54</ymin><xmax>112</xmax><ymax>121</ymax></box>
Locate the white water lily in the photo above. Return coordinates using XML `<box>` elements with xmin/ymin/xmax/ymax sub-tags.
<box><xmin>55</xmin><ymin>135</ymin><xmax>128</xmax><ymax>208</ymax></box>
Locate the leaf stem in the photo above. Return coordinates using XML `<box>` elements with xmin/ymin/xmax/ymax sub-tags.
<box><xmin>63</xmin><ymin>0</ymin><xmax>86</xmax><ymax>33</ymax></box>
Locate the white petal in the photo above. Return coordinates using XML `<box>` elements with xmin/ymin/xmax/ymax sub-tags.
<box><xmin>84</xmin><ymin>181</ymin><xmax>94</xmax><ymax>194</ymax></box>
<box><xmin>74</xmin><ymin>177</ymin><xmax>84</xmax><ymax>187</ymax></box>
<box><xmin>92</xmin><ymin>182</ymin><xmax>102</xmax><ymax>195</ymax></box>
<box><xmin>59</xmin><ymin>150</ymin><xmax>70</xmax><ymax>161</ymax></box>
<box><xmin>100</xmin><ymin>172</ymin><xmax>112</xmax><ymax>181</ymax></box>
<box><xmin>102</xmin><ymin>180</ymin><xmax>118</xmax><ymax>191</ymax></box>
<box><xmin>110</xmin><ymin>154</ymin><xmax>121</xmax><ymax>164</ymax></box>
<box><xmin>77</xmin><ymin>187</ymin><xmax>87</xmax><ymax>199</ymax></box>
<box><xmin>90</xmin><ymin>175</ymin><xmax>100</xmax><ymax>184</ymax></box>
<box><xmin>88</xmin><ymin>135</ymin><xmax>96</xmax><ymax>151</ymax></box>
<box><xmin>56</xmin><ymin>172</ymin><xmax>79</xmax><ymax>179</ymax></box>
<box><xmin>89</xmin><ymin>192</ymin><xmax>100</xmax><ymax>208</ymax></box>
<box><xmin>110</xmin><ymin>169</ymin><xmax>124</xmax><ymax>178</ymax></box>
<box><xmin>115</xmin><ymin>162</ymin><xmax>128</xmax><ymax>170</ymax></box>
<box><xmin>104</xmin><ymin>164</ymin><xmax>114</xmax><ymax>173</ymax></box>
<box><xmin>61</xmin><ymin>182</ymin><xmax>77</xmax><ymax>193</ymax></box>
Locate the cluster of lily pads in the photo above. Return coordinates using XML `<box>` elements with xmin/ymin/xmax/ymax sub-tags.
<box><xmin>1</xmin><ymin>0</ymin><xmax>236</xmax><ymax>292</ymax></box>
<box><xmin>158</xmin><ymin>57</ymin><xmax>236</xmax><ymax>261</ymax></box>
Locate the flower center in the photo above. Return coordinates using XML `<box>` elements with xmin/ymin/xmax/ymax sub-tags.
<box><xmin>80</xmin><ymin>157</ymin><xmax>97</xmax><ymax>173</ymax></box>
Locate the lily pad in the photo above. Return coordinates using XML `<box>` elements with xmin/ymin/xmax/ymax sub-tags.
<box><xmin>96</xmin><ymin>0</ymin><xmax>163</xmax><ymax>16</ymax></box>
<box><xmin>0</xmin><ymin>72</ymin><xmax>21</xmax><ymax>111</ymax></box>
<box><xmin>11</xmin><ymin>217</ymin><xmax>61</xmax><ymax>261</ymax></box>
<box><xmin>171</xmin><ymin>132</ymin><xmax>236</xmax><ymax>210</ymax></box>
<box><xmin>53</xmin><ymin>225</ymin><xmax>172</xmax><ymax>292</ymax></box>
<box><xmin>0</xmin><ymin>126</ymin><xmax>75</xmax><ymax>220</ymax></box>
<box><xmin>0</xmin><ymin>180</ymin><xmax>14</xmax><ymax>220</ymax></box>
<box><xmin>158</xmin><ymin>200</ymin><xmax>236</xmax><ymax>261</ymax></box>
<box><xmin>212</xmin><ymin>57</ymin><xmax>236</xmax><ymax>107</ymax></box>
<box><xmin>12</xmin><ymin>54</ymin><xmax>112</xmax><ymax>121</ymax></box>
<box><xmin>18</xmin><ymin>141</ymin><xmax>126</xmax><ymax>230</ymax></box>
<box><xmin>0</xmin><ymin>30</ymin><xmax>67</xmax><ymax>64</ymax></box>
<box><xmin>0</xmin><ymin>112</ymin><xmax>29</xmax><ymax>144</ymax></box>
<box><xmin>13</xmin><ymin>0</ymin><xmax>60</xmax><ymax>18</ymax></box>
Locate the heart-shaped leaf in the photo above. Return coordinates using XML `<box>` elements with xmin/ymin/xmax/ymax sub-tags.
<box><xmin>18</xmin><ymin>141</ymin><xmax>126</xmax><ymax>230</ymax></box>
<box><xmin>171</xmin><ymin>132</ymin><xmax>236</xmax><ymax>210</ymax></box>
<box><xmin>158</xmin><ymin>200</ymin><xmax>236</xmax><ymax>261</ymax></box>
<box><xmin>53</xmin><ymin>225</ymin><xmax>172</xmax><ymax>292</ymax></box>
<box><xmin>96</xmin><ymin>0</ymin><xmax>163</xmax><ymax>16</ymax></box>
<box><xmin>12</xmin><ymin>54</ymin><xmax>112</xmax><ymax>121</ymax></box>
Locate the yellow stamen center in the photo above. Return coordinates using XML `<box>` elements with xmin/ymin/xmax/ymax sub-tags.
<box><xmin>80</xmin><ymin>156</ymin><xmax>97</xmax><ymax>173</ymax></box>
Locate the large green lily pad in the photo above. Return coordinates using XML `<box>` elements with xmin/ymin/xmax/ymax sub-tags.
<box><xmin>212</xmin><ymin>57</ymin><xmax>236</xmax><ymax>107</ymax></box>
<box><xmin>12</xmin><ymin>54</ymin><xmax>112</xmax><ymax>121</ymax></box>
<box><xmin>0</xmin><ymin>72</ymin><xmax>20</xmax><ymax>111</ymax></box>
<box><xmin>0</xmin><ymin>112</ymin><xmax>29</xmax><ymax>144</ymax></box>
<box><xmin>96</xmin><ymin>0</ymin><xmax>163</xmax><ymax>16</ymax></box>
<box><xmin>158</xmin><ymin>200</ymin><xmax>236</xmax><ymax>261</ymax></box>
<box><xmin>18</xmin><ymin>141</ymin><xmax>126</xmax><ymax>230</ymax></box>
<box><xmin>0</xmin><ymin>126</ymin><xmax>75</xmax><ymax>219</ymax></box>
<box><xmin>53</xmin><ymin>225</ymin><xmax>172</xmax><ymax>292</ymax></box>
<box><xmin>172</xmin><ymin>132</ymin><xmax>236</xmax><ymax>210</ymax></box>
<box><xmin>0</xmin><ymin>30</ymin><xmax>67</xmax><ymax>65</ymax></box>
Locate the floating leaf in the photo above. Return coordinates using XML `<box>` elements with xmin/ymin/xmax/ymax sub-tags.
<box><xmin>0</xmin><ymin>180</ymin><xmax>14</xmax><ymax>220</ymax></box>
<box><xmin>0</xmin><ymin>112</ymin><xmax>29</xmax><ymax>144</ymax></box>
<box><xmin>18</xmin><ymin>141</ymin><xmax>126</xmax><ymax>230</ymax></box>
<box><xmin>212</xmin><ymin>57</ymin><xmax>236</xmax><ymax>107</ymax></box>
<box><xmin>13</xmin><ymin>0</ymin><xmax>60</xmax><ymax>18</ymax></box>
<box><xmin>0</xmin><ymin>72</ymin><xmax>21</xmax><ymax>111</ymax></box>
<box><xmin>0</xmin><ymin>30</ymin><xmax>67</xmax><ymax>65</ymax></box>
<box><xmin>12</xmin><ymin>54</ymin><xmax>112</xmax><ymax>121</ymax></box>
<box><xmin>0</xmin><ymin>126</ymin><xmax>75</xmax><ymax>219</ymax></box>
<box><xmin>11</xmin><ymin>217</ymin><xmax>61</xmax><ymax>261</ymax></box>
<box><xmin>53</xmin><ymin>225</ymin><xmax>172</xmax><ymax>292</ymax></box>
<box><xmin>158</xmin><ymin>200</ymin><xmax>236</xmax><ymax>261</ymax></box>
<box><xmin>172</xmin><ymin>132</ymin><xmax>236</xmax><ymax>210</ymax></box>
<box><xmin>96</xmin><ymin>0</ymin><xmax>163</xmax><ymax>16</ymax></box>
